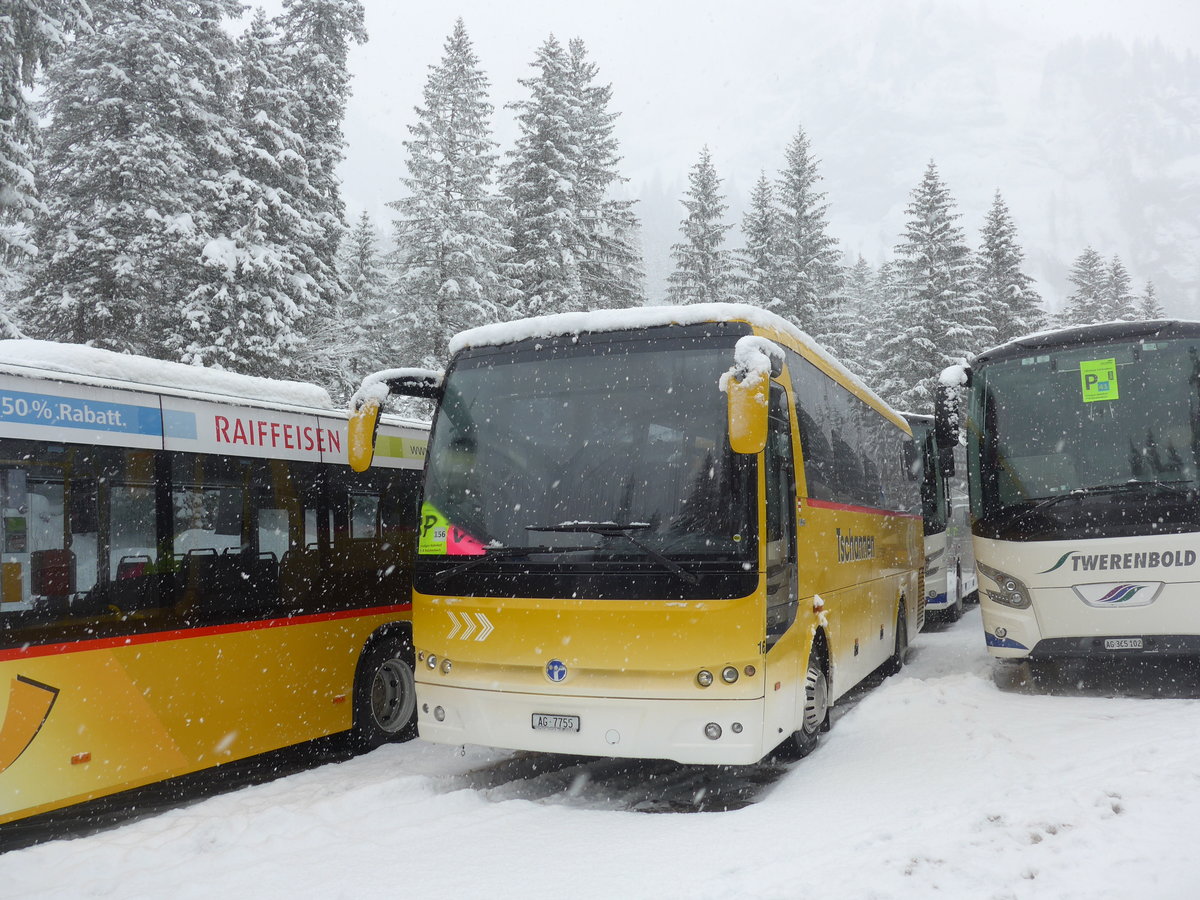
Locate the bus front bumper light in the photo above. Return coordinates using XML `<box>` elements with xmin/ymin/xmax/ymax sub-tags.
<box><xmin>977</xmin><ymin>561</ymin><xmax>1032</xmax><ymax>609</ymax></box>
<box><xmin>704</xmin><ymin>723</ymin><xmax>722</xmax><ymax>740</ymax></box>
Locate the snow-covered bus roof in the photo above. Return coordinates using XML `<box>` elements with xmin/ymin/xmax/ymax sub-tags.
<box><xmin>0</xmin><ymin>339</ymin><xmax>336</xmax><ymax>412</ymax></box>
<box><xmin>449</xmin><ymin>303</ymin><xmax>906</xmax><ymax>429</ymax></box>
<box><xmin>974</xmin><ymin>319</ymin><xmax>1200</xmax><ymax>367</ymax></box>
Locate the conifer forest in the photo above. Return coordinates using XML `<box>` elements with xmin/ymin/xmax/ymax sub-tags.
<box><xmin>0</xmin><ymin>2</ymin><xmax>1180</xmax><ymax>412</ymax></box>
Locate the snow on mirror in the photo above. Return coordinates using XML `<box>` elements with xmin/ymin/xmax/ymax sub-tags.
<box><xmin>722</xmin><ymin>335</ymin><xmax>783</xmax><ymax>455</ymax></box>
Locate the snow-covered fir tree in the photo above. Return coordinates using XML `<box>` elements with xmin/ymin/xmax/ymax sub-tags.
<box><xmin>337</xmin><ymin>209</ymin><xmax>398</xmax><ymax>379</ymax></box>
<box><xmin>975</xmin><ymin>190</ymin><xmax>1044</xmax><ymax>344</ymax></box>
<box><xmin>343</xmin><ymin>210</ymin><xmax>387</xmax><ymax>319</ymax></box>
<box><xmin>860</xmin><ymin>259</ymin><xmax>902</xmax><ymax>388</ymax></box>
<box><xmin>665</xmin><ymin>146</ymin><xmax>733</xmax><ymax>305</ymax></box>
<box><xmin>391</xmin><ymin>18</ymin><xmax>512</xmax><ymax>367</ymax></box>
<box><xmin>502</xmin><ymin>35</ymin><xmax>642</xmax><ymax>316</ymax></box>
<box><xmin>1059</xmin><ymin>246</ymin><xmax>1108</xmax><ymax>325</ymax></box>
<box><xmin>0</xmin><ymin>0</ymin><xmax>89</xmax><ymax>315</ymax></box>
<box><xmin>501</xmin><ymin>36</ymin><xmax>584</xmax><ymax>317</ymax></box>
<box><xmin>821</xmin><ymin>254</ymin><xmax>873</xmax><ymax>377</ymax></box>
<box><xmin>774</xmin><ymin>126</ymin><xmax>842</xmax><ymax>337</ymax></box>
<box><xmin>25</xmin><ymin>0</ymin><xmax>242</xmax><ymax>357</ymax></box>
<box><xmin>874</xmin><ymin>161</ymin><xmax>989</xmax><ymax>411</ymax></box>
<box><xmin>170</xmin><ymin>9</ymin><xmax>320</xmax><ymax>378</ymax></box>
<box><xmin>1103</xmin><ymin>254</ymin><xmax>1137</xmax><ymax>320</ymax></box>
<box><xmin>275</xmin><ymin>0</ymin><xmax>366</xmax><ymax>387</ymax></box>
<box><xmin>1139</xmin><ymin>280</ymin><xmax>1164</xmax><ymax>319</ymax></box>
<box><xmin>736</xmin><ymin>172</ymin><xmax>786</xmax><ymax>311</ymax></box>
<box><xmin>566</xmin><ymin>38</ymin><xmax>643</xmax><ymax>310</ymax></box>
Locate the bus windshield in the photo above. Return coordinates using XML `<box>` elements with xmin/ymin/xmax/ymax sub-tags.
<box><xmin>968</xmin><ymin>336</ymin><xmax>1200</xmax><ymax>534</ymax></box>
<box><xmin>420</xmin><ymin>336</ymin><xmax>755</xmax><ymax>568</ymax></box>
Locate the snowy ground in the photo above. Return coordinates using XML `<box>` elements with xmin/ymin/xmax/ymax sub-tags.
<box><xmin>5</xmin><ymin>606</ymin><xmax>1200</xmax><ymax>899</ymax></box>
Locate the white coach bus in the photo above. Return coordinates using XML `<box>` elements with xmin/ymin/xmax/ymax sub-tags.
<box><xmin>936</xmin><ymin>320</ymin><xmax>1200</xmax><ymax>663</ymax></box>
<box><xmin>903</xmin><ymin>412</ymin><xmax>973</xmax><ymax>623</ymax></box>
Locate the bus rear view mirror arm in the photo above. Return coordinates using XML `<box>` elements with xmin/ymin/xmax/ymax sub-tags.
<box><xmin>352</xmin><ymin>367</ymin><xmax>445</xmax><ymax>407</ymax></box>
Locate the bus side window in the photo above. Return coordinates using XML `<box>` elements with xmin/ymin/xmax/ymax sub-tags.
<box><xmin>765</xmin><ymin>384</ymin><xmax>798</xmax><ymax>648</ymax></box>
<box><xmin>321</xmin><ymin>467</ymin><xmax>420</xmax><ymax>610</ymax></box>
<box><xmin>350</xmin><ymin>493</ymin><xmax>380</xmax><ymax>539</ymax></box>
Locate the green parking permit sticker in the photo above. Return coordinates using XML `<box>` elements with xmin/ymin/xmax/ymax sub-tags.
<box><xmin>1080</xmin><ymin>358</ymin><xmax>1119</xmax><ymax>403</ymax></box>
<box><xmin>418</xmin><ymin>502</ymin><xmax>448</xmax><ymax>554</ymax></box>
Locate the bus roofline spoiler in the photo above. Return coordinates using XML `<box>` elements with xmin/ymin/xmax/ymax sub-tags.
<box><xmin>348</xmin><ymin>368</ymin><xmax>443</xmax><ymax>472</ymax></box>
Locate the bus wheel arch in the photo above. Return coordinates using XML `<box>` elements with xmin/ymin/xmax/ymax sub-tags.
<box><xmin>793</xmin><ymin>631</ymin><xmax>831</xmax><ymax>757</ymax></box>
<box><xmin>352</xmin><ymin>625</ymin><xmax>418</xmax><ymax>750</ymax></box>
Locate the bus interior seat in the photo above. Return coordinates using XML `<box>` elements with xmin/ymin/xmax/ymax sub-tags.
<box><xmin>106</xmin><ymin>553</ymin><xmax>173</xmax><ymax>613</ymax></box>
<box><xmin>31</xmin><ymin>548</ymin><xmax>76</xmax><ymax>597</ymax></box>
<box><xmin>115</xmin><ymin>554</ymin><xmax>152</xmax><ymax>580</ymax></box>
<box><xmin>279</xmin><ymin>546</ymin><xmax>319</xmax><ymax>604</ymax></box>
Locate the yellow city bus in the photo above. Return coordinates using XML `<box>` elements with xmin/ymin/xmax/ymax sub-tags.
<box><xmin>351</xmin><ymin>304</ymin><xmax>922</xmax><ymax>764</ymax></box>
<box><xmin>0</xmin><ymin>341</ymin><xmax>427</xmax><ymax>829</ymax></box>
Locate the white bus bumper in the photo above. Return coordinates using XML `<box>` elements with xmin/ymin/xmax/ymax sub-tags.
<box><xmin>415</xmin><ymin>683</ymin><xmax>769</xmax><ymax>765</ymax></box>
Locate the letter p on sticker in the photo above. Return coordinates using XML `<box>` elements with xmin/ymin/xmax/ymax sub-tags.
<box><xmin>1080</xmin><ymin>358</ymin><xmax>1119</xmax><ymax>403</ymax></box>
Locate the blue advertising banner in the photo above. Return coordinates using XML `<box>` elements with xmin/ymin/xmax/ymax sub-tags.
<box><xmin>0</xmin><ymin>388</ymin><xmax>163</xmax><ymax>436</ymax></box>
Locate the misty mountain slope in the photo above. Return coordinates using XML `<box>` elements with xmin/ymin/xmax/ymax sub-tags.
<box><xmin>638</xmin><ymin>6</ymin><xmax>1199</xmax><ymax>315</ymax></box>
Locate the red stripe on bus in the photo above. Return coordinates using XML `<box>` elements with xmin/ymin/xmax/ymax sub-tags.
<box><xmin>803</xmin><ymin>498</ymin><xmax>922</xmax><ymax>519</ymax></box>
<box><xmin>0</xmin><ymin>603</ymin><xmax>412</xmax><ymax>662</ymax></box>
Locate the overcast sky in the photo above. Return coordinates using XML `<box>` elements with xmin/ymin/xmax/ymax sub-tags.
<box><xmin>329</xmin><ymin>0</ymin><xmax>1199</xmax><ymax>222</ymax></box>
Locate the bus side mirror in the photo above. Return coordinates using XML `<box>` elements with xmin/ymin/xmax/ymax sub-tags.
<box><xmin>727</xmin><ymin>370</ymin><xmax>770</xmax><ymax>455</ymax></box>
<box><xmin>348</xmin><ymin>367</ymin><xmax>444</xmax><ymax>472</ymax></box>
<box><xmin>348</xmin><ymin>398</ymin><xmax>381</xmax><ymax>473</ymax></box>
<box><xmin>934</xmin><ymin>366</ymin><xmax>969</xmax><ymax>452</ymax></box>
<box><xmin>724</xmin><ymin>337</ymin><xmax>783</xmax><ymax>455</ymax></box>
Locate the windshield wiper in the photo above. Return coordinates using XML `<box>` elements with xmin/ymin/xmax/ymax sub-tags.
<box><xmin>428</xmin><ymin>544</ymin><xmax>593</xmax><ymax>585</ymax></box>
<box><xmin>526</xmin><ymin>522</ymin><xmax>700</xmax><ymax>585</ymax></box>
<box><xmin>1011</xmin><ymin>479</ymin><xmax>1197</xmax><ymax>526</ymax></box>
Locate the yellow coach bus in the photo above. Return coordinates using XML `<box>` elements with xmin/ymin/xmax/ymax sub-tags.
<box><xmin>351</xmin><ymin>304</ymin><xmax>922</xmax><ymax>764</ymax></box>
<box><xmin>0</xmin><ymin>341</ymin><xmax>426</xmax><ymax>829</ymax></box>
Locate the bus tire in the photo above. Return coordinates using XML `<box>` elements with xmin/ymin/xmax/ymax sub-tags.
<box><xmin>352</xmin><ymin>633</ymin><xmax>418</xmax><ymax>750</ymax></box>
<box><xmin>883</xmin><ymin>602</ymin><xmax>908</xmax><ymax>676</ymax></box>
<box><xmin>947</xmin><ymin>566</ymin><xmax>965</xmax><ymax>622</ymax></box>
<box><xmin>793</xmin><ymin>643</ymin><xmax>830</xmax><ymax>758</ymax></box>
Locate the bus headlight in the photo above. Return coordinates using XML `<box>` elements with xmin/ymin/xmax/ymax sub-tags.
<box><xmin>704</xmin><ymin>723</ymin><xmax>722</xmax><ymax>740</ymax></box>
<box><xmin>977</xmin><ymin>562</ymin><xmax>1032</xmax><ymax>609</ymax></box>
<box><xmin>441</xmin><ymin>658</ymin><xmax>452</xmax><ymax>674</ymax></box>
<box><xmin>721</xmin><ymin>666</ymin><xmax>739</xmax><ymax>684</ymax></box>
<box><xmin>697</xmin><ymin>670</ymin><xmax>714</xmax><ymax>687</ymax></box>
<box><xmin>426</xmin><ymin>654</ymin><xmax>438</xmax><ymax>669</ymax></box>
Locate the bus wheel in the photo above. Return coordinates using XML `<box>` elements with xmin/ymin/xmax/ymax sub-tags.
<box><xmin>793</xmin><ymin>647</ymin><xmax>830</xmax><ymax>758</ymax></box>
<box><xmin>353</xmin><ymin>636</ymin><xmax>418</xmax><ymax>750</ymax></box>
<box><xmin>884</xmin><ymin>603</ymin><xmax>908</xmax><ymax>676</ymax></box>
<box><xmin>948</xmin><ymin>566</ymin><xmax>965</xmax><ymax>622</ymax></box>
